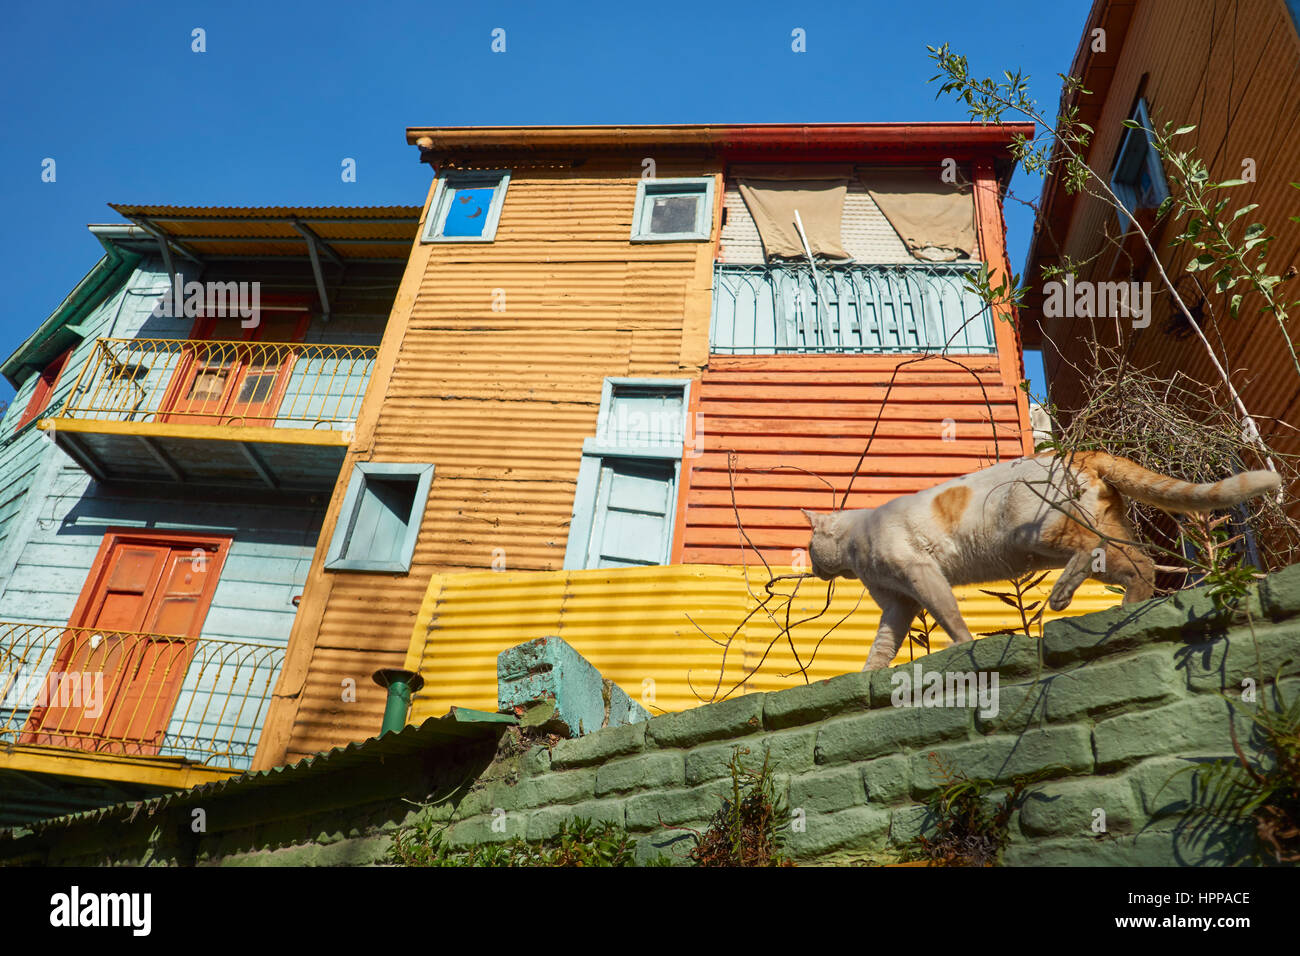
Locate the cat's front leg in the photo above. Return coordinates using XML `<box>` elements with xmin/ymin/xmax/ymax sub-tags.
<box><xmin>904</xmin><ymin>563</ymin><xmax>976</xmax><ymax>645</ymax></box>
<box><xmin>864</xmin><ymin>592</ymin><xmax>920</xmax><ymax>670</ymax></box>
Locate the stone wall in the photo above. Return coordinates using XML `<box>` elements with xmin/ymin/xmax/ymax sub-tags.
<box><xmin>442</xmin><ymin>565</ymin><xmax>1300</xmax><ymax>865</ymax></box>
<box><xmin>5</xmin><ymin>565</ymin><xmax>1298</xmax><ymax>866</ymax></box>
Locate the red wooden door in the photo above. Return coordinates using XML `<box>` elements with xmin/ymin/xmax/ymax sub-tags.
<box><xmin>22</xmin><ymin>535</ymin><xmax>227</xmax><ymax>754</ymax></box>
<box><xmin>159</xmin><ymin>313</ymin><xmax>307</xmax><ymax>426</ymax></box>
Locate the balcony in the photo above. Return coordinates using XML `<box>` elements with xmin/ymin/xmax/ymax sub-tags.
<box><xmin>40</xmin><ymin>337</ymin><xmax>378</xmax><ymax>490</ymax></box>
<box><xmin>0</xmin><ymin>622</ymin><xmax>283</xmax><ymax>779</ymax></box>
<box><xmin>710</xmin><ymin>262</ymin><xmax>996</xmax><ymax>355</ymax></box>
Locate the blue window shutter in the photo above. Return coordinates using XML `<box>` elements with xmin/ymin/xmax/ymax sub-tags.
<box><xmin>585</xmin><ymin>458</ymin><xmax>676</xmax><ymax>568</ymax></box>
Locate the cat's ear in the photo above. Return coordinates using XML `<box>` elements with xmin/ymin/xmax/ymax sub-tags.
<box><xmin>800</xmin><ymin>509</ymin><xmax>824</xmax><ymax>529</ymax></box>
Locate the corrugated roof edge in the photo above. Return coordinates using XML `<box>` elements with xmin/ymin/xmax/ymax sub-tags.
<box><xmin>0</xmin><ymin>711</ymin><xmax>516</xmax><ymax>843</ymax></box>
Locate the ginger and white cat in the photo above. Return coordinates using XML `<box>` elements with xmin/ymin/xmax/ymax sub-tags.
<box><xmin>802</xmin><ymin>452</ymin><xmax>1281</xmax><ymax>670</ymax></box>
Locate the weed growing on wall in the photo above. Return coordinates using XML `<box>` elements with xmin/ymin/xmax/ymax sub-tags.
<box><xmin>676</xmin><ymin>746</ymin><xmax>794</xmax><ymax>867</ymax></box>
<box><xmin>388</xmin><ymin>816</ymin><xmax>637</xmax><ymax>867</ymax></box>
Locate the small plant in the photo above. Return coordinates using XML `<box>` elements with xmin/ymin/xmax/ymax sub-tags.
<box><xmin>900</xmin><ymin>752</ymin><xmax>1045</xmax><ymax>866</ymax></box>
<box><xmin>388</xmin><ymin>815</ymin><xmax>637</xmax><ymax>867</ymax></box>
<box><xmin>1181</xmin><ymin>512</ymin><xmax>1265</xmax><ymax>613</ymax></box>
<box><xmin>678</xmin><ymin>746</ymin><xmax>794</xmax><ymax>866</ymax></box>
<box><xmin>979</xmin><ymin>571</ymin><xmax>1050</xmax><ymax>639</ymax></box>
<box><xmin>1171</xmin><ymin>682</ymin><xmax>1300</xmax><ymax>865</ymax></box>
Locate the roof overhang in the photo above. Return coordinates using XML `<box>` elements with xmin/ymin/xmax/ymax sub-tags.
<box><xmin>1020</xmin><ymin>0</ymin><xmax>1137</xmax><ymax>347</ymax></box>
<box><xmin>406</xmin><ymin>122</ymin><xmax>1034</xmax><ymax>190</ymax></box>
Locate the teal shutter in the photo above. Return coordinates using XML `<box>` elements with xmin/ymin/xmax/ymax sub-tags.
<box><xmin>584</xmin><ymin>458</ymin><xmax>676</xmax><ymax>568</ymax></box>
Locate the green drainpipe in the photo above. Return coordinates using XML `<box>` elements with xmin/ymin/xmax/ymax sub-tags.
<box><xmin>372</xmin><ymin>668</ymin><xmax>426</xmax><ymax>735</ymax></box>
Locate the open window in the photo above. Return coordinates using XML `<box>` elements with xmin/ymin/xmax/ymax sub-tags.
<box><xmin>1111</xmin><ymin>98</ymin><xmax>1170</xmax><ymax>224</ymax></box>
<box><xmin>325</xmin><ymin>462</ymin><xmax>434</xmax><ymax>572</ymax></box>
<box><xmin>14</xmin><ymin>347</ymin><xmax>72</xmax><ymax>432</ymax></box>
<box><xmin>421</xmin><ymin>169</ymin><xmax>511</xmax><ymax>242</ymax></box>
<box><xmin>564</xmin><ymin>379</ymin><xmax>691</xmax><ymax>569</ymax></box>
<box><xmin>631</xmin><ymin>178</ymin><xmax>715</xmax><ymax>242</ymax></box>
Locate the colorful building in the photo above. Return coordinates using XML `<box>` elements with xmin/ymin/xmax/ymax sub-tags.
<box><xmin>1022</xmin><ymin>0</ymin><xmax>1300</xmax><ymax>502</ymax></box>
<box><xmin>253</xmin><ymin>123</ymin><xmax>1120</xmax><ymax>770</ymax></box>
<box><xmin>0</xmin><ymin>205</ymin><xmax>418</xmax><ymax>825</ymax></box>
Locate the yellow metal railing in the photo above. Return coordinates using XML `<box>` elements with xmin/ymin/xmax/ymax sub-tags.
<box><xmin>53</xmin><ymin>337</ymin><xmax>378</xmax><ymax>430</ymax></box>
<box><xmin>0</xmin><ymin>623</ymin><xmax>283</xmax><ymax>770</ymax></box>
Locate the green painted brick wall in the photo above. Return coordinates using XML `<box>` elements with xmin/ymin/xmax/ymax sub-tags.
<box><xmin>7</xmin><ymin>564</ymin><xmax>1299</xmax><ymax>866</ymax></box>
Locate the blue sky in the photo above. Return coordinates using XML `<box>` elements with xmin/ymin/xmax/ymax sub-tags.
<box><xmin>0</xmin><ymin>0</ymin><xmax>1093</xmax><ymax>402</ymax></box>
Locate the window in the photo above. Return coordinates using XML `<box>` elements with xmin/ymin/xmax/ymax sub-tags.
<box><xmin>325</xmin><ymin>462</ymin><xmax>434</xmax><ymax>572</ymax></box>
<box><xmin>1111</xmin><ymin>98</ymin><xmax>1169</xmax><ymax>222</ymax></box>
<box><xmin>421</xmin><ymin>170</ymin><xmax>511</xmax><ymax>242</ymax></box>
<box><xmin>564</xmin><ymin>379</ymin><xmax>691</xmax><ymax>569</ymax></box>
<box><xmin>631</xmin><ymin>177</ymin><xmax>715</xmax><ymax>242</ymax></box>
<box><xmin>15</xmin><ymin>347</ymin><xmax>72</xmax><ymax>431</ymax></box>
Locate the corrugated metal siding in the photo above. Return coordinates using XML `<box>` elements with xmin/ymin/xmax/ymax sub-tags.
<box><xmin>1040</xmin><ymin>0</ymin><xmax>1300</xmax><ymax>487</ymax></box>
<box><xmin>683</xmin><ymin>354</ymin><xmax>1026</xmax><ymax>565</ymax></box>
<box><xmin>282</xmin><ymin>160</ymin><xmax>719</xmax><ymax>760</ymax></box>
<box><xmin>719</xmin><ymin>180</ymin><xmax>914</xmax><ymax>264</ymax></box>
<box><xmin>404</xmin><ymin>565</ymin><xmax>1121</xmax><ymax>719</ymax></box>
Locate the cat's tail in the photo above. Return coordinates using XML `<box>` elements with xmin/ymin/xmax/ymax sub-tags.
<box><xmin>1072</xmin><ymin>452</ymin><xmax>1281</xmax><ymax>513</ymax></box>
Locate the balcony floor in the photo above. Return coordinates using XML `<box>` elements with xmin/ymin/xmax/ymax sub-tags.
<box><xmin>40</xmin><ymin>417</ymin><xmax>351</xmax><ymax>491</ymax></box>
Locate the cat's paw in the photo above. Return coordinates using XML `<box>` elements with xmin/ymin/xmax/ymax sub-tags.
<box><xmin>1047</xmin><ymin>591</ymin><xmax>1072</xmax><ymax>612</ymax></box>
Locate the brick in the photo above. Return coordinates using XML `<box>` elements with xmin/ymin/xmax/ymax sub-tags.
<box><xmin>1043</xmin><ymin>649</ymin><xmax>1182</xmax><ymax>722</ymax></box>
<box><xmin>1181</xmin><ymin>622</ymin><xmax>1300</xmax><ymax>694</ymax></box>
<box><xmin>1259</xmin><ymin>563</ymin><xmax>1300</xmax><ymax>620</ymax></box>
<box><xmin>509</xmin><ymin>768</ymin><xmax>597</xmax><ymax>809</ymax></box>
<box><xmin>938</xmin><ymin>633</ymin><xmax>1041</xmax><ymax>678</ymax></box>
<box><xmin>1017</xmin><ymin>776</ymin><xmax>1139</xmax><ymax>837</ymax></box>
<box><xmin>595</xmin><ymin>751</ymin><xmax>684</xmax><ymax>796</ymax></box>
<box><xmin>976</xmin><ymin>680</ymin><xmax>1049</xmax><ymax>735</ymax></box>
<box><xmin>814</xmin><ymin>704</ymin><xmax>971</xmax><ymax>766</ymax></box>
<box><xmin>684</xmin><ymin>730</ymin><xmax>816</xmax><ymax>785</ymax></box>
<box><xmin>787</xmin><ymin>806</ymin><xmax>891</xmax><ymax>861</ymax></box>
<box><xmin>887</xmin><ymin>804</ymin><xmax>931</xmax><ymax>845</ymax></box>
<box><xmin>762</xmin><ymin>671</ymin><xmax>871</xmax><ymax>729</ymax></box>
<box><xmin>1093</xmin><ymin>694</ymin><xmax>1250</xmax><ymax>768</ymax></box>
<box><xmin>912</xmin><ymin>726</ymin><xmax>1093</xmax><ymax>796</ymax></box>
<box><xmin>446</xmin><ymin>811</ymin><xmax>522</xmax><ymax>847</ymax></box>
<box><xmin>860</xmin><ymin>754</ymin><xmax>911</xmax><ymax>806</ymax></box>
<box><xmin>625</xmin><ymin>783</ymin><xmax>726</xmax><ymax>831</ymax></box>
<box><xmin>525</xmin><ymin>799</ymin><xmax>626</xmax><ymax>841</ymax></box>
<box><xmin>551</xmin><ymin>721</ymin><xmax>646</xmax><ymax>769</ymax></box>
<box><xmin>1042</xmin><ymin>599</ymin><xmax>1184</xmax><ymax>666</ymax></box>
<box><xmin>646</xmin><ymin>694</ymin><xmax>765</xmax><ymax>748</ymax></box>
<box><xmin>521</xmin><ymin>745</ymin><xmax>552</xmax><ymax>775</ymax></box>
<box><xmin>788</xmin><ymin>765</ymin><xmax>867</xmax><ymax>814</ymax></box>
<box><xmin>634</xmin><ymin>828</ymin><xmax>700</xmax><ymax>866</ymax></box>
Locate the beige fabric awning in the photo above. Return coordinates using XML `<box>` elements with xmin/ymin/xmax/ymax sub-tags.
<box><xmin>734</xmin><ymin>165</ymin><xmax>851</xmax><ymax>261</ymax></box>
<box><xmin>857</xmin><ymin>167</ymin><xmax>977</xmax><ymax>261</ymax></box>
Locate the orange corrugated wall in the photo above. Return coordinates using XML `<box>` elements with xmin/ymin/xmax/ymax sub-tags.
<box><xmin>683</xmin><ymin>353</ymin><xmax>1026</xmax><ymax>566</ymax></box>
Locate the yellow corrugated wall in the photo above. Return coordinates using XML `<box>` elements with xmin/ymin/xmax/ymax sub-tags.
<box><xmin>404</xmin><ymin>564</ymin><xmax>1121</xmax><ymax>720</ymax></box>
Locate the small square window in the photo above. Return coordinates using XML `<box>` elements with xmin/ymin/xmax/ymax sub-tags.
<box><xmin>631</xmin><ymin>177</ymin><xmax>715</xmax><ymax>242</ymax></box>
<box><xmin>1110</xmin><ymin>99</ymin><xmax>1169</xmax><ymax>223</ymax></box>
<box><xmin>325</xmin><ymin>463</ymin><xmax>434</xmax><ymax>572</ymax></box>
<box><xmin>421</xmin><ymin>170</ymin><xmax>510</xmax><ymax>243</ymax></box>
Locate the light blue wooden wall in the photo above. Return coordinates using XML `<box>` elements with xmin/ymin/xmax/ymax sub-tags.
<box><xmin>0</xmin><ymin>256</ymin><xmax>386</xmax><ymax>770</ymax></box>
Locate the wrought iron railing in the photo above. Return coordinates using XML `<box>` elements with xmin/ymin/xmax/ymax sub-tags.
<box><xmin>0</xmin><ymin>623</ymin><xmax>283</xmax><ymax>771</ymax></box>
<box><xmin>52</xmin><ymin>337</ymin><xmax>378</xmax><ymax>431</ymax></box>
<box><xmin>710</xmin><ymin>262</ymin><xmax>996</xmax><ymax>355</ymax></box>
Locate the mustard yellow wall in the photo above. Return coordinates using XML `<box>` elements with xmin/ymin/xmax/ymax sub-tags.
<box><xmin>261</xmin><ymin>158</ymin><xmax>722</xmax><ymax>765</ymax></box>
<box><xmin>403</xmin><ymin>565</ymin><xmax>1121</xmax><ymax>721</ymax></box>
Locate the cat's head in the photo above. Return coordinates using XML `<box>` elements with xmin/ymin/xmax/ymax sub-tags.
<box><xmin>801</xmin><ymin>509</ymin><xmax>856</xmax><ymax>581</ymax></box>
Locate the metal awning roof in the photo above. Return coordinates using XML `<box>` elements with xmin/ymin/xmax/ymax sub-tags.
<box><xmin>105</xmin><ymin>203</ymin><xmax>423</xmax><ymax>264</ymax></box>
